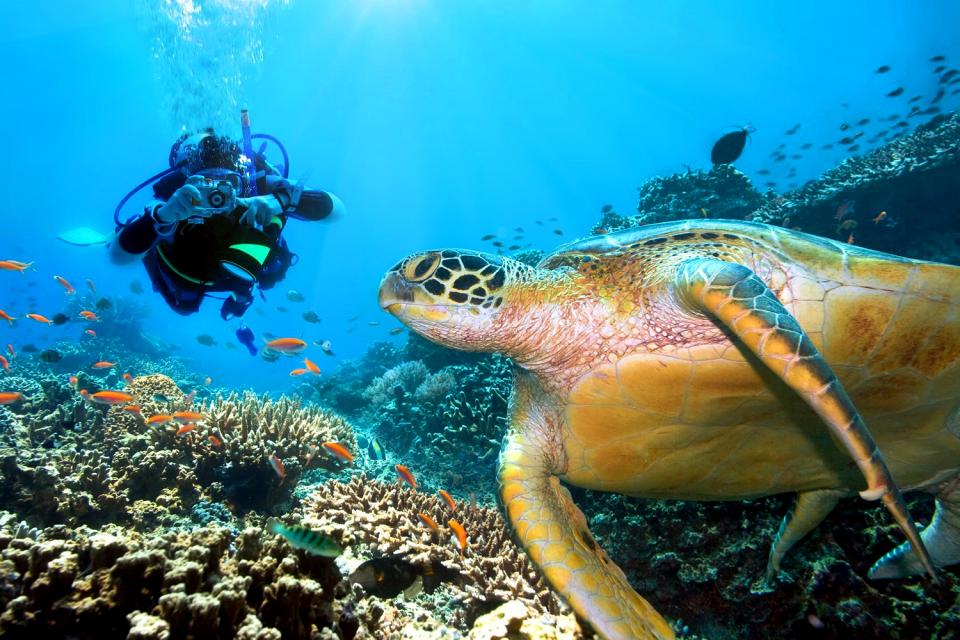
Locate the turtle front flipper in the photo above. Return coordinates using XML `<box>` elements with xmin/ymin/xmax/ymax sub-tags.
<box><xmin>499</xmin><ymin>377</ymin><xmax>675</xmax><ymax>640</ymax></box>
<box><xmin>674</xmin><ymin>257</ymin><xmax>937</xmax><ymax>581</ymax></box>
<box><xmin>767</xmin><ymin>489</ymin><xmax>844</xmax><ymax>580</ymax></box>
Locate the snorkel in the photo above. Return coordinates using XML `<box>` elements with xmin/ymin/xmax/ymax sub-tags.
<box><xmin>240</xmin><ymin>109</ymin><xmax>259</xmax><ymax>196</ymax></box>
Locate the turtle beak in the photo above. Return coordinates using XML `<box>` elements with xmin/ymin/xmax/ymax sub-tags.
<box><xmin>378</xmin><ymin>272</ymin><xmax>412</xmax><ymax>315</ymax></box>
<box><xmin>378</xmin><ymin>272</ymin><xmax>451</xmax><ymax>324</ymax></box>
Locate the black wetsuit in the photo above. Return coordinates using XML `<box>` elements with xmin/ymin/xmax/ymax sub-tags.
<box><xmin>118</xmin><ymin>169</ymin><xmax>335</xmax><ymax>318</ymax></box>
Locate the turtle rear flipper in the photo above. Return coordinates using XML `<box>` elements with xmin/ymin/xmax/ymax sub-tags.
<box><xmin>767</xmin><ymin>489</ymin><xmax>844</xmax><ymax>580</ymax></box>
<box><xmin>870</xmin><ymin>477</ymin><xmax>960</xmax><ymax>579</ymax></box>
<box><xmin>499</xmin><ymin>377</ymin><xmax>675</xmax><ymax>640</ymax></box>
<box><xmin>674</xmin><ymin>257</ymin><xmax>937</xmax><ymax>581</ymax></box>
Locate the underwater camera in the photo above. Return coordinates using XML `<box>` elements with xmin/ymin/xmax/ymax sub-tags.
<box><xmin>186</xmin><ymin>174</ymin><xmax>237</xmax><ymax>217</ymax></box>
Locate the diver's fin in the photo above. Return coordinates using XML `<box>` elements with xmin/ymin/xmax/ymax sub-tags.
<box><xmin>869</xmin><ymin>477</ymin><xmax>960</xmax><ymax>579</ymax></box>
<box><xmin>767</xmin><ymin>489</ymin><xmax>844</xmax><ymax>580</ymax></box>
<box><xmin>499</xmin><ymin>375</ymin><xmax>675</xmax><ymax>640</ymax></box>
<box><xmin>57</xmin><ymin>227</ymin><xmax>110</xmax><ymax>246</ymax></box>
<box><xmin>674</xmin><ymin>257</ymin><xmax>936</xmax><ymax>581</ymax></box>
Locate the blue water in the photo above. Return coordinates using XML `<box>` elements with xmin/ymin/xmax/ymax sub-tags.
<box><xmin>2</xmin><ymin>0</ymin><xmax>958</xmax><ymax>391</ymax></box>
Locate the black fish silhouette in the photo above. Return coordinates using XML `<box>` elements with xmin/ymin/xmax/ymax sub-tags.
<box><xmin>710</xmin><ymin>128</ymin><xmax>750</xmax><ymax>164</ymax></box>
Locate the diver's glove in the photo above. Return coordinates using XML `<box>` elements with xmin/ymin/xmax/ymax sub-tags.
<box><xmin>154</xmin><ymin>184</ymin><xmax>204</xmax><ymax>225</ymax></box>
<box><xmin>238</xmin><ymin>195</ymin><xmax>284</xmax><ymax>227</ymax></box>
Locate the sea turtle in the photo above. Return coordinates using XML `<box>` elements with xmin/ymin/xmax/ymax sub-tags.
<box><xmin>377</xmin><ymin>220</ymin><xmax>960</xmax><ymax>640</ymax></box>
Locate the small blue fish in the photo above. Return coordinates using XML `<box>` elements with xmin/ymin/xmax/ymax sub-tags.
<box><xmin>236</xmin><ymin>324</ymin><xmax>258</xmax><ymax>356</ymax></box>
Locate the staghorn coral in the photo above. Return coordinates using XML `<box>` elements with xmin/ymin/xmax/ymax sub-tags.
<box><xmin>195</xmin><ymin>391</ymin><xmax>357</xmax><ymax>511</ymax></box>
<box><xmin>302</xmin><ymin>474</ymin><xmax>567</xmax><ymax>628</ymax></box>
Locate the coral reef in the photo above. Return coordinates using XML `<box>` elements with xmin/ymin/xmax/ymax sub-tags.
<box><xmin>593</xmin><ymin>111</ymin><xmax>960</xmax><ymax>265</ymax></box>
<box><xmin>750</xmin><ymin>111</ymin><xmax>960</xmax><ymax>261</ymax></box>
<box><xmin>302</xmin><ymin>474</ymin><xmax>566</xmax><ymax>626</ymax></box>
<box><xmin>0</xmin><ymin>375</ymin><xmax>357</xmax><ymax>526</ymax></box>
<box><xmin>360</xmin><ymin>355</ymin><xmax>511</xmax><ymax>500</ymax></box>
<box><xmin>578</xmin><ymin>487</ymin><xmax>960</xmax><ymax>640</ymax></box>
<box><xmin>615</xmin><ymin>163</ymin><xmax>768</xmax><ymax>229</ymax></box>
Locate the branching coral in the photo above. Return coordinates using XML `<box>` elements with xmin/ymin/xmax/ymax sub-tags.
<box><xmin>303</xmin><ymin>473</ymin><xmax>565</xmax><ymax>628</ymax></box>
<box><xmin>195</xmin><ymin>391</ymin><xmax>357</xmax><ymax>511</ymax></box>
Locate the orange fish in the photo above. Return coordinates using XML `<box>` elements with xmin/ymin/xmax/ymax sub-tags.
<box><xmin>304</xmin><ymin>357</ymin><xmax>321</xmax><ymax>375</ymax></box>
<box><xmin>208</xmin><ymin>434</ymin><xmax>223</xmax><ymax>447</ymax></box>
<box><xmin>79</xmin><ymin>389</ymin><xmax>89</xmax><ymax>399</ymax></box>
<box><xmin>53</xmin><ymin>275</ymin><xmax>75</xmax><ymax>295</ymax></box>
<box><xmin>289</xmin><ymin>368</ymin><xmax>308</xmax><ymax>376</ymax></box>
<box><xmin>84</xmin><ymin>329</ymin><xmax>97</xmax><ymax>337</ymax></box>
<box><xmin>0</xmin><ymin>261</ymin><xmax>33</xmax><ymax>272</ymax></box>
<box><xmin>417</xmin><ymin>512</ymin><xmax>440</xmax><ymax>530</ymax></box>
<box><xmin>86</xmin><ymin>278</ymin><xmax>96</xmax><ymax>293</ymax></box>
<box><xmin>0</xmin><ymin>310</ymin><xmax>14</xmax><ymax>325</ymax></box>
<box><xmin>26</xmin><ymin>314</ymin><xmax>53</xmax><ymax>325</ymax></box>
<box><xmin>0</xmin><ymin>355</ymin><xmax>9</xmax><ymax>373</ymax></box>
<box><xmin>122</xmin><ymin>373</ymin><xmax>133</xmax><ymax>383</ymax></box>
<box><xmin>834</xmin><ymin>199</ymin><xmax>855</xmax><ymax>220</ymax></box>
<box><xmin>90</xmin><ymin>390</ymin><xmax>135</xmax><ymax>405</ymax></box>
<box><xmin>79</xmin><ymin>310</ymin><xmax>99</xmax><ymax>321</ymax></box>
<box><xmin>872</xmin><ymin>211</ymin><xmax>888</xmax><ymax>224</ymax></box>
<box><xmin>173</xmin><ymin>411</ymin><xmax>203</xmax><ymax>423</ymax></box>
<box><xmin>68</xmin><ymin>375</ymin><xmax>78</xmax><ymax>387</ymax></box>
<box><xmin>147</xmin><ymin>414</ymin><xmax>173</xmax><ymax>426</ymax></box>
<box><xmin>268</xmin><ymin>454</ymin><xmax>287</xmax><ymax>482</ymax></box>
<box><xmin>123</xmin><ymin>405</ymin><xmax>142</xmax><ymax>415</ymax></box>
<box><xmin>92</xmin><ymin>361</ymin><xmax>116</xmax><ymax>369</ymax></box>
<box><xmin>321</xmin><ymin>442</ymin><xmax>353</xmax><ymax>463</ymax></box>
<box><xmin>176</xmin><ymin>424</ymin><xmax>196</xmax><ymax>436</ymax></box>
<box><xmin>395</xmin><ymin>464</ymin><xmax>417</xmax><ymax>489</ymax></box>
<box><xmin>6</xmin><ymin>344</ymin><xmax>14</xmax><ymax>358</ymax></box>
<box><xmin>847</xmin><ymin>232</ymin><xmax>856</xmax><ymax>245</ymax></box>
<box><xmin>265</xmin><ymin>337</ymin><xmax>307</xmax><ymax>353</ymax></box>
<box><xmin>0</xmin><ymin>392</ymin><xmax>22</xmax><ymax>404</ymax></box>
<box><xmin>438</xmin><ymin>489</ymin><xmax>456</xmax><ymax>511</ymax></box>
<box><xmin>204</xmin><ymin>376</ymin><xmax>212</xmax><ymax>385</ymax></box>
<box><xmin>448</xmin><ymin>519</ymin><xmax>468</xmax><ymax>552</ymax></box>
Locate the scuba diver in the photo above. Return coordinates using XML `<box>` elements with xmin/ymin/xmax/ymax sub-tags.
<box><xmin>110</xmin><ymin>112</ymin><xmax>343</xmax><ymax>331</ymax></box>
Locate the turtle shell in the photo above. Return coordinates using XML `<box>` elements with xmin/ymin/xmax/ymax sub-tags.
<box><xmin>528</xmin><ymin>221</ymin><xmax>960</xmax><ymax>503</ymax></box>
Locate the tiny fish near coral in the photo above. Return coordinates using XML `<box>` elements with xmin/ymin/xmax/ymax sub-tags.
<box><xmin>0</xmin><ymin>392</ymin><xmax>23</xmax><ymax>404</ymax></box>
<box><xmin>395</xmin><ymin>464</ymin><xmax>417</xmax><ymax>489</ymax></box>
<box><xmin>322</xmin><ymin>442</ymin><xmax>353</xmax><ymax>463</ymax></box>
<box><xmin>448</xmin><ymin>519</ymin><xmax>468</xmax><ymax>553</ymax></box>
<box><xmin>418</xmin><ymin>512</ymin><xmax>440</xmax><ymax>530</ymax></box>
<box><xmin>90</xmin><ymin>390</ymin><xmax>134</xmax><ymax>405</ymax></box>
<box><xmin>438</xmin><ymin>489</ymin><xmax>456</xmax><ymax>511</ymax></box>
<box><xmin>268</xmin><ymin>454</ymin><xmax>287</xmax><ymax>482</ymax></box>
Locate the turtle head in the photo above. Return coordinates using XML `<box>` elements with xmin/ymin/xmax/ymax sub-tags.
<box><xmin>379</xmin><ymin>249</ymin><xmax>530</xmax><ymax>352</ymax></box>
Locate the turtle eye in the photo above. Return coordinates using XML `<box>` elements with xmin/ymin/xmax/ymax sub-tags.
<box><xmin>403</xmin><ymin>253</ymin><xmax>440</xmax><ymax>282</ymax></box>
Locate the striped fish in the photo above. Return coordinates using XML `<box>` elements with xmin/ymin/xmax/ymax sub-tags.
<box><xmin>269</xmin><ymin>521</ymin><xmax>342</xmax><ymax>557</ymax></box>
